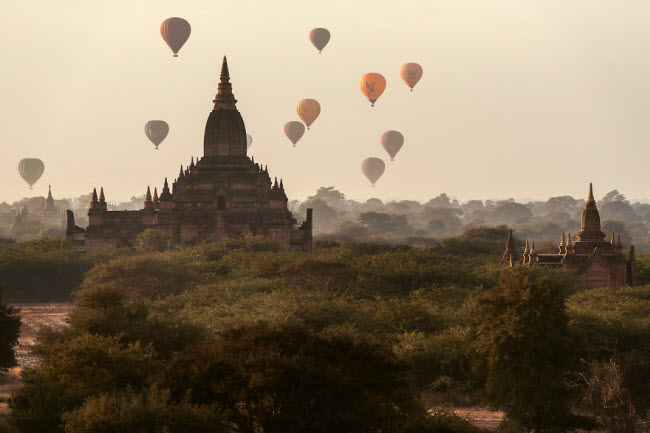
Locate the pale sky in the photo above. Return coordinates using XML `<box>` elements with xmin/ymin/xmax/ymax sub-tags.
<box><xmin>2</xmin><ymin>0</ymin><xmax>650</xmax><ymax>204</ymax></box>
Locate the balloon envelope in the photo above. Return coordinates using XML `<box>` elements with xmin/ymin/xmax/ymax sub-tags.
<box><xmin>296</xmin><ymin>99</ymin><xmax>321</xmax><ymax>129</ymax></box>
<box><xmin>361</xmin><ymin>157</ymin><xmax>385</xmax><ymax>186</ymax></box>
<box><xmin>284</xmin><ymin>121</ymin><xmax>306</xmax><ymax>146</ymax></box>
<box><xmin>309</xmin><ymin>28</ymin><xmax>330</xmax><ymax>53</ymax></box>
<box><xmin>359</xmin><ymin>73</ymin><xmax>386</xmax><ymax>106</ymax></box>
<box><xmin>18</xmin><ymin>158</ymin><xmax>44</xmax><ymax>189</ymax></box>
<box><xmin>144</xmin><ymin>120</ymin><xmax>169</xmax><ymax>149</ymax></box>
<box><xmin>247</xmin><ymin>134</ymin><xmax>253</xmax><ymax>150</ymax></box>
<box><xmin>160</xmin><ymin>17</ymin><xmax>191</xmax><ymax>57</ymax></box>
<box><xmin>400</xmin><ymin>63</ymin><xmax>423</xmax><ymax>91</ymax></box>
<box><xmin>380</xmin><ymin>130</ymin><xmax>404</xmax><ymax>161</ymax></box>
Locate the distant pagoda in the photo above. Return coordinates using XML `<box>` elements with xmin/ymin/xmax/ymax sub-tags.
<box><xmin>504</xmin><ymin>184</ymin><xmax>634</xmax><ymax>289</ymax></box>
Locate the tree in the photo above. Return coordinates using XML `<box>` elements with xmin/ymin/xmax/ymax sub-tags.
<box><xmin>161</xmin><ymin>323</ymin><xmax>425</xmax><ymax>433</ymax></box>
<box><xmin>0</xmin><ymin>286</ymin><xmax>20</xmax><ymax>373</ymax></box>
<box><xmin>469</xmin><ymin>268</ymin><xmax>587</xmax><ymax>432</ymax></box>
<box><xmin>135</xmin><ymin>228</ymin><xmax>170</xmax><ymax>252</ymax></box>
<box><xmin>81</xmin><ymin>255</ymin><xmax>199</xmax><ymax>301</ymax></box>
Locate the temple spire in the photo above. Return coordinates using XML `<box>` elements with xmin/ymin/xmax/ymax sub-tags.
<box><xmin>91</xmin><ymin>188</ymin><xmax>98</xmax><ymax>203</ymax></box>
<box><xmin>47</xmin><ymin>185</ymin><xmax>53</xmax><ymax>200</ymax></box>
<box><xmin>146</xmin><ymin>186</ymin><xmax>152</xmax><ymax>202</ymax></box>
<box><xmin>99</xmin><ymin>187</ymin><xmax>105</xmax><ymax>203</ymax></box>
<box><xmin>212</xmin><ymin>56</ymin><xmax>237</xmax><ymax>110</ymax></box>
<box><xmin>576</xmin><ymin>183</ymin><xmax>605</xmax><ymax>242</ymax></box>
<box><xmin>559</xmin><ymin>232</ymin><xmax>566</xmax><ymax>254</ymax></box>
<box><xmin>502</xmin><ymin>229</ymin><xmax>515</xmax><ymax>261</ymax></box>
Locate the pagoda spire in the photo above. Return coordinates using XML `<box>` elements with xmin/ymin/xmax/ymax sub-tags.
<box><xmin>47</xmin><ymin>185</ymin><xmax>53</xmax><ymax>200</ymax></box>
<box><xmin>576</xmin><ymin>183</ymin><xmax>605</xmax><ymax>242</ymax></box>
<box><xmin>90</xmin><ymin>188</ymin><xmax>98</xmax><ymax>207</ymax></box>
<box><xmin>559</xmin><ymin>232</ymin><xmax>566</xmax><ymax>254</ymax></box>
<box><xmin>99</xmin><ymin>187</ymin><xmax>105</xmax><ymax>203</ymax></box>
<box><xmin>144</xmin><ymin>186</ymin><xmax>153</xmax><ymax>210</ymax></box>
<box><xmin>179</xmin><ymin>165</ymin><xmax>184</xmax><ymax>179</ymax></box>
<box><xmin>280</xmin><ymin>179</ymin><xmax>284</xmax><ymax>190</ymax></box>
<box><xmin>523</xmin><ymin>240</ymin><xmax>530</xmax><ymax>264</ymax></box>
<box><xmin>160</xmin><ymin>177</ymin><xmax>172</xmax><ymax>202</ymax></box>
<box><xmin>502</xmin><ymin>229</ymin><xmax>515</xmax><ymax>261</ymax></box>
<box><xmin>212</xmin><ymin>56</ymin><xmax>238</xmax><ymax>110</ymax></box>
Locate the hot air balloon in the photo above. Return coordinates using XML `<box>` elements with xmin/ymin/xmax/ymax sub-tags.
<box><xmin>18</xmin><ymin>158</ymin><xmax>44</xmax><ymax>189</ymax></box>
<box><xmin>160</xmin><ymin>17</ymin><xmax>191</xmax><ymax>57</ymax></box>
<box><xmin>297</xmin><ymin>99</ymin><xmax>321</xmax><ymax>130</ymax></box>
<box><xmin>284</xmin><ymin>121</ymin><xmax>306</xmax><ymax>147</ymax></box>
<box><xmin>400</xmin><ymin>63</ymin><xmax>423</xmax><ymax>91</ymax></box>
<box><xmin>144</xmin><ymin>120</ymin><xmax>169</xmax><ymax>150</ymax></box>
<box><xmin>247</xmin><ymin>134</ymin><xmax>253</xmax><ymax>150</ymax></box>
<box><xmin>380</xmin><ymin>130</ymin><xmax>404</xmax><ymax>161</ymax></box>
<box><xmin>360</xmin><ymin>73</ymin><xmax>386</xmax><ymax>107</ymax></box>
<box><xmin>361</xmin><ymin>157</ymin><xmax>385</xmax><ymax>186</ymax></box>
<box><xmin>309</xmin><ymin>28</ymin><xmax>330</xmax><ymax>54</ymax></box>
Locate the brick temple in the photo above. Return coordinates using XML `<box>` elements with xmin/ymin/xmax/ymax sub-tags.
<box><xmin>67</xmin><ymin>56</ymin><xmax>312</xmax><ymax>252</ymax></box>
<box><xmin>503</xmin><ymin>184</ymin><xmax>635</xmax><ymax>289</ymax></box>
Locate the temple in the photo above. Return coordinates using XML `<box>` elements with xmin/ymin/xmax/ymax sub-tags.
<box><xmin>502</xmin><ymin>184</ymin><xmax>634</xmax><ymax>289</ymax></box>
<box><xmin>67</xmin><ymin>56</ymin><xmax>312</xmax><ymax>253</ymax></box>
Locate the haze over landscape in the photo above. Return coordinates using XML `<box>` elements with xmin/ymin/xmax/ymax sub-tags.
<box><xmin>4</xmin><ymin>0</ymin><xmax>650</xmax><ymax>203</ymax></box>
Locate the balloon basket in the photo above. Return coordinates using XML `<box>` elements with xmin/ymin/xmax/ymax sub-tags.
<box><xmin>293</xmin><ymin>144</ymin><xmax>296</xmax><ymax>148</ymax></box>
<box><xmin>410</xmin><ymin>88</ymin><xmax>413</xmax><ymax>92</ymax></box>
<box><xmin>173</xmin><ymin>54</ymin><xmax>178</xmax><ymax>57</ymax></box>
<box><xmin>391</xmin><ymin>158</ymin><xmax>394</xmax><ymax>161</ymax></box>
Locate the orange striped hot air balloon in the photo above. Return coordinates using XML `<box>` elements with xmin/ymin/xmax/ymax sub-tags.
<box><xmin>400</xmin><ymin>63</ymin><xmax>423</xmax><ymax>91</ymax></box>
<box><xmin>160</xmin><ymin>18</ymin><xmax>191</xmax><ymax>57</ymax></box>
<box><xmin>359</xmin><ymin>73</ymin><xmax>386</xmax><ymax>107</ymax></box>
<box><xmin>296</xmin><ymin>99</ymin><xmax>321</xmax><ymax>130</ymax></box>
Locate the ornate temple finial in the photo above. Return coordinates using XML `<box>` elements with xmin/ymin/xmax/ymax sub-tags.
<box><xmin>274</xmin><ymin>177</ymin><xmax>278</xmax><ymax>188</ymax></box>
<box><xmin>164</xmin><ymin>177</ymin><xmax>169</xmax><ymax>190</ymax></box>
<box><xmin>145</xmin><ymin>186</ymin><xmax>152</xmax><ymax>202</ymax></box>
<box><xmin>212</xmin><ymin>56</ymin><xmax>237</xmax><ymax>110</ymax></box>
<box><xmin>47</xmin><ymin>185</ymin><xmax>52</xmax><ymax>199</ymax></box>
<box><xmin>251</xmin><ymin>156</ymin><xmax>255</xmax><ymax>164</ymax></box>
<box><xmin>153</xmin><ymin>187</ymin><xmax>159</xmax><ymax>203</ymax></box>
<box><xmin>280</xmin><ymin>179</ymin><xmax>284</xmax><ymax>190</ymax></box>
<box><xmin>99</xmin><ymin>187</ymin><xmax>105</xmax><ymax>203</ymax></box>
<box><xmin>265</xmin><ymin>165</ymin><xmax>268</xmax><ymax>173</ymax></box>
<box><xmin>190</xmin><ymin>156</ymin><xmax>194</xmax><ymax>167</ymax></box>
<box><xmin>567</xmin><ymin>232</ymin><xmax>572</xmax><ymax>245</ymax></box>
<box><xmin>577</xmin><ymin>183</ymin><xmax>605</xmax><ymax>242</ymax></box>
<box><xmin>559</xmin><ymin>232</ymin><xmax>566</xmax><ymax>254</ymax></box>
<box><xmin>179</xmin><ymin>165</ymin><xmax>184</xmax><ymax>179</ymax></box>
<box><xmin>91</xmin><ymin>188</ymin><xmax>98</xmax><ymax>203</ymax></box>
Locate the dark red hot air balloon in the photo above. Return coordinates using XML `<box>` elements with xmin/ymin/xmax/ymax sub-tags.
<box><xmin>160</xmin><ymin>18</ymin><xmax>191</xmax><ymax>57</ymax></box>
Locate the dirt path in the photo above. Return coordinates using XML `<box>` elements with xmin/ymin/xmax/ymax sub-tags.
<box><xmin>0</xmin><ymin>303</ymin><xmax>73</xmax><ymax>414</ymax></box>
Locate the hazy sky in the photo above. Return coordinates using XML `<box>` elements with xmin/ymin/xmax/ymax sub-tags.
<box><xmin>3</xmin><ymin>0</ymin><xmax>650</xmax><ymax>204</ymax></box>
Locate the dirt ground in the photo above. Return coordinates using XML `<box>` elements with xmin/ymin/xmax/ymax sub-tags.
<box><xmin>0</xmin><ymin>303</ymin><xmax>73</xmax><ymax>414</ymax></box>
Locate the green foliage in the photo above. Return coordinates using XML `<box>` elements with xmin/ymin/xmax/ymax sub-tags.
<box><xmin>469</xmin><ymin>268</ymin><xmax>584</xmax><ymax>432</ymax></box>
<box><xmin>567</xmin><ymin>286</ymin><xmax>650</xmax><ymax>415</ymax></box>
<box><xmin>0</xmin><ymin>287</ymin><xmax>20</xmax><ymax>372</ymax></box>
<box><xmin>135</xmin><ymin>228</ymin><xmax>170</xmax><ymax>252</ymax></box>
<box><xmin>6</xmin><ymin>333</ymin><xmax>157</xmax><ymax>432</ymax></box>
<box><xmin>583</xmin><ymin>360</ymin><xmax>637</xmax><ymax>433</ymax></box>
<box><xmin>81</xmin><ymin>254</ymin><xmax>200</xmax><ymax>301</ymax></box>
<box><xmin>0</xmin><ymin>239</ymin><xmax>92</xmax><ymax>302</ymax></box>
<box><xmin>160</xmin><ymin>322</ymin><xmax>425</xmax><ymax>433</ymax></box>
<box><xmin>62</xmin><ymin>385</ymin><xmax>228</xmax><ymax>433</ymax></box>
